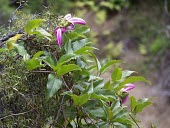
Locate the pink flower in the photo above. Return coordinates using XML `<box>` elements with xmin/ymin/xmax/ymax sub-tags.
<box><xmin>121</xmin><ymin>84</ymin><xmax>135</xmax><ymax>104</ymax></box>
<box><xmin>54</xmin><ymin>14</ymin><xmax>86</xmax><ymax>47</ymax></box>
<box><xmin>64</xmin><ymin>14</ymin><xmax>86</xmax><ymax>25</ymax></box>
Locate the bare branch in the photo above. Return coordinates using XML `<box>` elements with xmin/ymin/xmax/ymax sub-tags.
<box><xmin>0</xmin><ymin>110</ymin><xmax>32</xmax><ymax>120</ymax></box>
<box><xmin>30</xmin><ymin>70</ymin><xmax>54</xmax><ymax>73</ymax></box>
<box><xmin>0</xmin><ymin>29</ymin><xmax>24</xmax><ymax>44</ymax></box>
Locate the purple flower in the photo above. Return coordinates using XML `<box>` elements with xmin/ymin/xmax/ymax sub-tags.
<box><xmin>64</xmin><ymin>14</ymin><xmax>86</xmax><ymax>25</ymax></box>
<box><xmin>54</xmin><ymin>14</ymin><xmax>86</xmax><ymax>47</ymax></box>
<box><xmin>121</xmin><ymin>84</ymin><xmax>135</xmax><ymax>104</ymax></box>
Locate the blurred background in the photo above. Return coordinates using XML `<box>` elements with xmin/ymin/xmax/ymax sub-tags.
<box><xmin>0</xmin><ymin>0</ymin><xmax>170</xmax><ymax>127</ymax></box>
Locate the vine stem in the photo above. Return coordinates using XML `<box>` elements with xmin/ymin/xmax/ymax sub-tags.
<box><xmin>0</xmin><ymin>110</ymin><xmax>32</xmax><ymax>120</ymax></box>
<box><xmin>129</xmin><ymin>114</ymin><xmax>140</xmax><ymax>128</ymax></box>
<box><xmin>81</xmin><ymin>108</ymin><xmax>99</xmax><ymax>128</ymax></box>
<box><xmin>62</xmin><ymin>77</ymin><xmax>71</xmax><ymax>91</ymax></box>
<box><xmin>30</xmin><ymin>70</ymin><xmax>54</xmax><ymax>73</ymax></box>
<box><xmin>50</xmin><ymin>95</ymin><xmax>65</xmax><ymax>128</ymax></box>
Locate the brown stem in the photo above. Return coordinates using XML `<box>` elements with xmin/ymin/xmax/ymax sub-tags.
<box><xmin>62</xmin><ymin>76</ymin><xmax>71</xmax><ymax>91</ymax></box>
<box><xmin>30</xmin><ymin>70</ymin><xmax>54</xmax><ymax>73</ymax></box>
<box><xmin>0</xmin><ymin>110</ymin><xmax>32</xmax><ymax>120</ymax></box>
<box><xmin>81</xmin><ymin>107</ymin><xmax>99</xmax><ymax>128</ymax></box>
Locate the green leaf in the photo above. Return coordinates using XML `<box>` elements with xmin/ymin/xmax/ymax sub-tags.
<box><xmin>113</xmin><ymin>109</ymin><xmax>128</xmax><ymax>119</ymax></box>
<box><xmin>108</xmin><ymin>107</ymin><xmax>114</xmax><ymax>121</ymax></box>
<box><xmin>0</xmin><ymin>48</ymin><xmax>8</xmax><ymax>53</ymax></box>
<box><xmin>134</xmin><ymin>98</ymin><xmax>152</xmax><ymax>113</ymax></box>
<box><xmin>64</xmin><ymin>40</ymin><xmax>74</xmax><ymax>54</ymax></box>
<box><xmin>91</xmin><ymin>93</ymin><xmax>108</xmax><ymax>101</ymax></box>
<box><xmin>72</xmin><ymin>94</ymin><xmax>90</xmax><ymax>106</ymax></box>
<box><xmin>101</xmin><ymin>101</ymin><xmax>109</xmax><ymax>119</ymax></box>
<box><xmin>113</xmin><ymin>85</ymin><xmax>127</xmax><ymax>92</ymax></box>
<box><xmin>122</xmin><ymin>70</ymin><xmax>136</xmax><ymax>79</ymax></box>
<box><xmin>56</xmin><ymin>54</ymin><xmax>77</xmax><ymax>68</ymax></box>
<box><xmin>112</xmin><ymin>107</ymin><xmax>122</xmax><ymax>119</ymax></box>
<box><xmin>113</xmin><ymin>118</ymin><xmax>134</xmax><ymax>125</ymax></box>
<box><xmin>89</xmin><ymin>108</ymin><xmax>105</xmax><ymax>118</ymax></box>
<box><xmin>64</xmin><ymin>106</ymin><xmax>77</xmax><ymax>120</ymax></box>
<box><xmin>13</xmin><ymin>43</ymin><xmax>30</xmax><ymax>60</ymax></box>
<box><xmin>39</xmin><ymin>55</ymin><xmax>56</xmax><ymax>69</ymax></box>
<box><xmin>26</xmin><ymin>51</ymin><xmax>44</xmax><ymax>70</ymax></box>
<box><xmin>114</xmin><ymin>122</ymin><xmax>132</xmax><ymax>128</ymax></box>
<box><xmin>75</xmin><ymin>26</ymin><xmax>90</xmax><ymax>34</ymax></box>
<box><xmin>24</xmin><ymin>19</ymin><xmax>46</xmax><ymax>34</ymax></box>
<box><xmin>120</xmin><ymin>76</ymin><xmax>151</xmax><ymax>85</ymax></box>
<box><xmin>111</xmin><ymin>100</ymin><xmax>121</xmax><ymax>111</ymax></box>
<box><xmin>32</xmin><ymin>27</ymin><xmax>52</xmax><ymax>37</ymax></box>
<box><xmin>32</xmin><ymin>51</ymin><xmax>44</xmax><ymax>59</ymax></box>
<box><xmin>83</xmin><ymin>81</ymin><xmax>93</xmax><ymax>94</ymax></box>
<box><xmin>74</xmin><ymin>46</ymin><xmax>97</xmax><ymax>55</ymax></box>
<box><xmin>87</xmin><ymin>65</ymin><xmax>96</xmax><ymax>71</ymax></box>
<box><xmin>130</xmin><ymin>96</ymin><xmax>137</xmax><ymax>111</ymax></box>
<box><xmin>93</xmin><ymin>79</ymin><xmax>105</xmax><ymax>92</ymax></box>
<box><xmin>88</xmin><ymin>52</ymin><xmax>101</xmax><ymax>72</ymax></box>
<box><xmin>26</xmin><ymin>60</ymin><xmax>44</xmax><ymax>70</ymax></box>
<box><xmin>57</xmin><ymin>64</ymin><xmax>81</xmax><ymax>77</ymax></box>
<box><xmin>66</xmin><ymin>32</ymin><xmax>86</xmax><ymax>41</ymax></box>
<box><xmin>46</xmin><ymin>74</ymin><xmax>62</xmax><ymax>100</ymax></box>
<box><xmin>30</xmin><ymin>27</ymin><xmax>52</xmax><ymax>40</ymax></box>
<box><xmin>96</xmin><ymin>89</ymin><xmax>116</xmax><ymax>101</ymax></box>
<box><xmin>103</xmin><ymin>81</ymin><xmax>112</xmax><ymax>90</ymax></box>
<box><xmin>100</xmin><ymin>60</ymin><xmax>122</xmax><ymax>74</ymax></box>
<box><xmin>89</xmin><ymin>75</ymin><xmax>101</xmax><ymax>81</ymax></box>
<box><xmin>72</xmin><ymin>39</ymin><xmax>88</xmax><ymax>52</ymax></box>
<box><xmin>111</xmin><ymin>67</ymin><xmax>122</xmax><ymax>82</ymax></box>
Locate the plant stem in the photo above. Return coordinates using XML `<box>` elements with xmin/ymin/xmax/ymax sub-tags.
<box><xmin>0</xmin><ymin>110</ymin><xmax>32</xmax><ymax>120</ymax></box>
<box><xmin>62</xmin><ymin>77</ymin><xmax>71</xmax><ymax>91</ymax></box>
<box><xmin>52</xmin><ymin>95</ymin><xmax>65</xmax><ymax>127</ymax></box>
<box><xmin>129</xmin><ymin>114</ymin><xmax>140</xmax><ymax>128</ymax></box>
<box><xmin>81</xmin><ymin>108</ymin><xmax>99</xmax><ymax>128</ymax></box>
<box><xmin>30</xmin><ymin>70</ymin><xmax>54</xmax><ymax>73</ymax></box>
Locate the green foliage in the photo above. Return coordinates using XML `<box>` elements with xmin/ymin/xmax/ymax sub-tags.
<box><xmin>46</xmin><ymin>74</ymin><xmax>62</xmax><ymax>99</ymax></box>
<box><xmin>100</xmin><ymin>60</ymin><xmax>122</xmax><ymax>74</ymax></box>
<box><xmin>24</xmin><ymin>19</ymin><xmax>45</xmax><ymax>34</ymax></box>
<box><xmin>130</xmin><ymin>96</ymin><xmax>152</xmax><ymax>114</ymax></box>
<box><xmin>0</xmin><ymin>10</ymin><xmax>151</xmax><ymax>127</ymax></box>
<box><xmin>57</xmin><ymin>64</ymin><xmax>81</xmax><ymax>77</ymax></box>
<box><xmin>26</xmin><ymin>51</ymin><xmax>44</xmax><ymax>70</ymax></box>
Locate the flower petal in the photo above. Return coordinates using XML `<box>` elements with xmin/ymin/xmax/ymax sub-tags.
<box><xmin>56</xmin><ymin>28</ymin><xmax>62</xmax><ymax>47</ymax></box>
<box><xmin>69</xmin><ymin>17</ymin><xmax>86</xmax><ymax>25</ymax></box>
<box><xmin>64</xmin><ymin>14</ymin><xmax>72</xmax><ymax>20</ymax></box>
<box><xmin>122</xmin><ymin>96</ymin><xmax>128</xmax><ymax>104</ymax></box>
<box><xmin>54</xmin><ymin>27</ymin><xmax>59</xmax><ymax>35</ymax></box>
<box><xmin>66</xmin><ymin>23</ymin><xmax>75</xmax><ymax>30</ymax></box>
<box><xmin>61</xmin><ymin>28</ymin><xmax>66</xmax><ymax>33</ymax></box>
<box><xmin>122</xmin><ymin>84</ymin><xmax>135</xmax><ymax>92</ymax></box>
